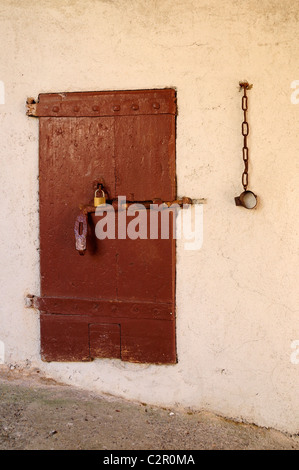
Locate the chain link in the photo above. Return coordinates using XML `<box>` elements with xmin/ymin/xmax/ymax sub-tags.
<box><xmin>240</xmin><ymin>83</ymin><xmax>251</xmax><ymax>191</ymax></box>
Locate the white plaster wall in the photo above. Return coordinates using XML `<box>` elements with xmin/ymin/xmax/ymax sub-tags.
<box><xmin>0</xmin><ymin>0</ymin><xmax>298</xmax><ymax>433</ymax></box>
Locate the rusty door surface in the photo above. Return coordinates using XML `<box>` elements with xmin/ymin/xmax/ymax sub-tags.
<box><xmin>34</xmin><ymin>89</ymin><xmax>177</xmax><ymax>364</ymax></box>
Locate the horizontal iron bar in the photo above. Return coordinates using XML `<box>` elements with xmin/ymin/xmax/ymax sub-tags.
<box><xmin>26</xmin><ymin>90</ymin><xmax>177</xmax><ymax>117</ymax></box>
<box><xmin>25</xmin><ymin>295</ymin><xmax>174</xmax><ymax>321</ymax></box>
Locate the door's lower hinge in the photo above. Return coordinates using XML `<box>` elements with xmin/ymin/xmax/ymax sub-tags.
<box><xmin>25</xmin><ymin>294</ymin><xmax>39</xmax><ymax>309</ymax></box>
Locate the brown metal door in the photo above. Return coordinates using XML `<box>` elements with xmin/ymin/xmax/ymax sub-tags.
<box><xmin>34</xmin><ymin>89</ymin><xmax>177</xmax><ymax>364</ymax></box>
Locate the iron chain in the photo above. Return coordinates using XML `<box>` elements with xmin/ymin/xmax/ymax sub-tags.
<box><xmin>240</xmin><ymin>83</ymin><xmax>251</xmax><ymax>191</ymax></box>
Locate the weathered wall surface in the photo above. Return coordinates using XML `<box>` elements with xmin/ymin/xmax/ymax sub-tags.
<box><xmin>0</xmin><ymin>0</ymin><xmax>298</xmax><ymax>433</ymax></box>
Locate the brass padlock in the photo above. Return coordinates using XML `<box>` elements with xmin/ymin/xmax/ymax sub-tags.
<box><xmin>94</xmin><ymin>188</ymin><xmax>106</xmax><ymax>207</ymax></box>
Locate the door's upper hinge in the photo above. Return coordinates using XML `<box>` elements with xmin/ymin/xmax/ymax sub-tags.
<box><xmin>26</xmin><ymin>98</ymin><xmax>38</xmax><ymax>117</ymax></box>
<box><xmin>26</xmin><ymin>89</ymin><xmax>177</xmax><ymax>117</ymax></box>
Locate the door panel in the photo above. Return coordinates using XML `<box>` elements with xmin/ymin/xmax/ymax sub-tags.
<box><xmin>39</xmin><ymin>117</ymin><xmax>117</xmax><ymax>299</ymax></box>
<box><xmin>40</xmin><ymin>315</ymin><xmax>91</xmax><ymax>362</ymax></box>
<box><xmin>115</xmin><ymin>115</ymin><xmax>176</xmax><ymax>201</ymax></box>
<box><xmin>121</xmin><ymin>319</ymin><xmax>176</xmax><ymax>364</ymax></box>
<box><xmin>89</xmin><ymin>323</ymin><xmax>121</xmax><ymax>359</ymax></box>
<box><xmin>36</xmin><ymin>89</ymin><xmax>177</xmax><ymax>364</ymax></box>
<box><xmin>116</xmin><ymin>212</ymin><xmax>175</xmax><ymax>302</ymax></box>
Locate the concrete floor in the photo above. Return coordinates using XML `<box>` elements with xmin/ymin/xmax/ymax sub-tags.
<box><xmin>0</xmin><ymin>366</ymin><xmax>298</xmax><ymax>450</ymax></box>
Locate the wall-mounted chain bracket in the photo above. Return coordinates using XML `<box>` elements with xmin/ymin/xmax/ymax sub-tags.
<box><xmin>235</xmin><ymin>82</ymin><xmax>258</xmax><ymax>209</ymax></box>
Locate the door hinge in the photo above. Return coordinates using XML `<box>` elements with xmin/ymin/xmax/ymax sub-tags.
<box><xmin>26</xmin><ymin>98</ymin><xmax>38</xmax><ymax>117</ymax></box>
<box><xmin>25</xmin><ymin>294</ymin><xmax>39</xmax><ymax>309</ymax></box>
